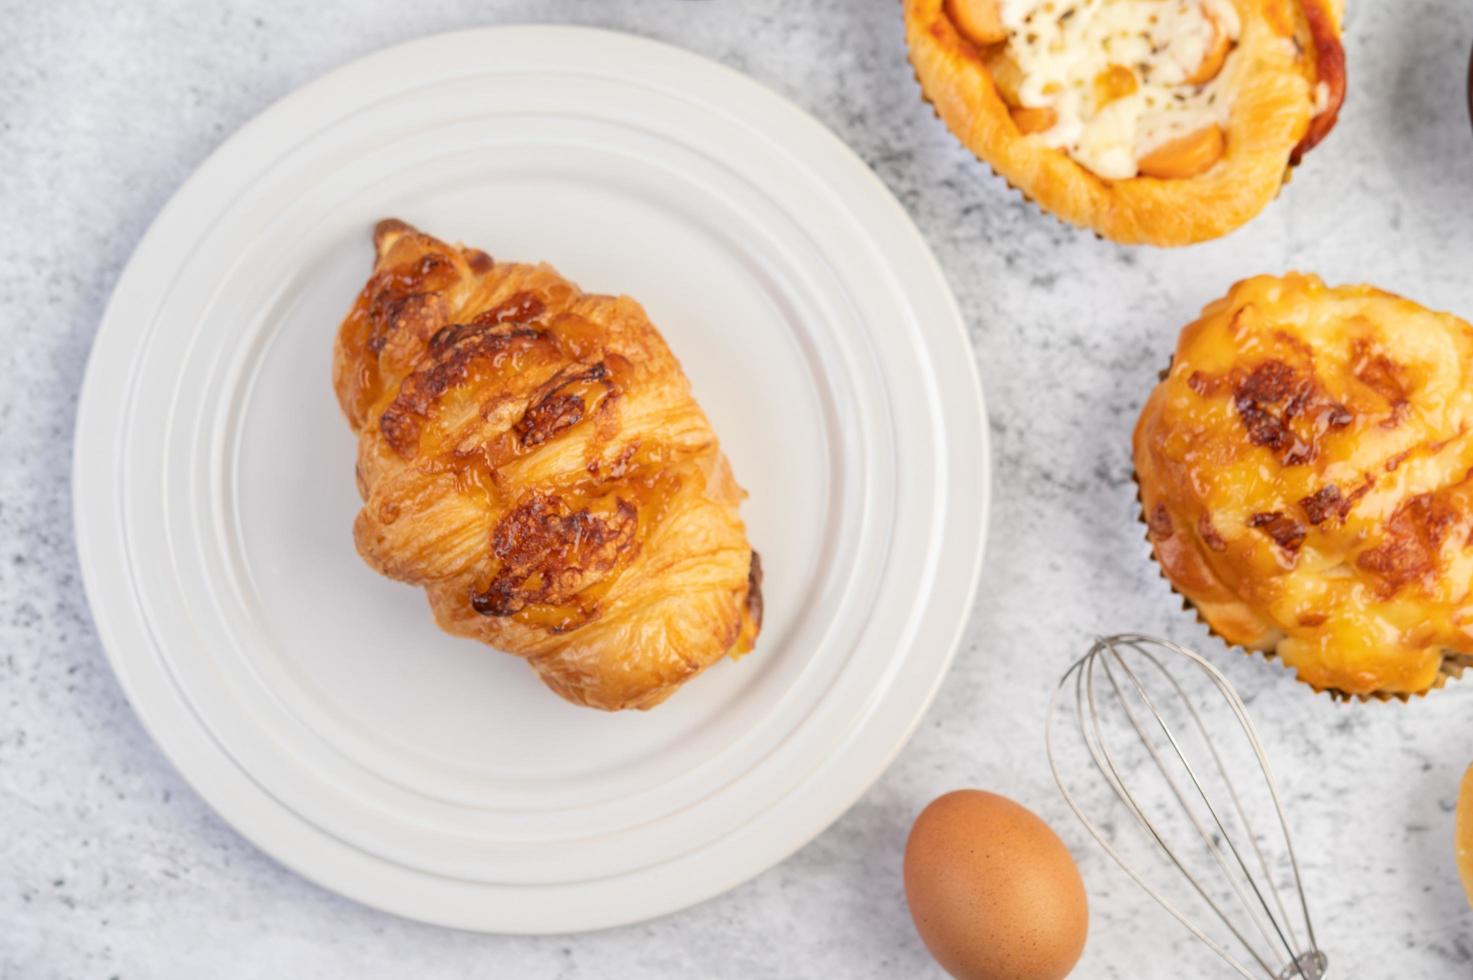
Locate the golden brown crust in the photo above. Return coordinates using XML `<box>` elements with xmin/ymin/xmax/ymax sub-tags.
<box><xmin>902</xmin><ymin>0</ymin><xmax>1345</xmax><ymax>246</ymax></box>
<box><xmin>1288</xmin><ymin>0</ymin><xmax>1346</xmax><ymax>163</ymax></box>
<box><xmin>333</xmin><ymin>220</ymin><xmax>761</xmax><ymax>710</ymax></box>
<box><xmin>1459</xmin><ymin>764</ymin><xmax>1473</xmax><ymax>906</ymax></box>
<box><xmin>1134</xmin><ymin>274</ymin><xmax>1473</xmax><ymax>697</ymax></box>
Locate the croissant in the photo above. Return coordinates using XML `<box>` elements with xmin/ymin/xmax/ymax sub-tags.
<box><xmin>904</xmin><ymin>0</ymin><xmax>1346</xmax><ymax>245</ymax></box>
<box><xmin>332</xmin><ymin>220</ymin><xmax>762</xmax><ymax>710</ymax></box>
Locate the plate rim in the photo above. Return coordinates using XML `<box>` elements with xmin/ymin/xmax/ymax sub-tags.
<box><xmin>72</xmin><ymin>23</ymin><xmax>991</xmax><ymax>933</ymax></box>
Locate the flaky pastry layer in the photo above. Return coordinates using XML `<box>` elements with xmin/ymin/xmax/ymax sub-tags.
<box><xmin>332</xmin><ymin>221</ymin><xmax>761</xmax><ymax>710</ymax></box>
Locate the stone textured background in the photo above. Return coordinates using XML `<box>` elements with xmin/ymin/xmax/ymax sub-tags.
<box><xmin>3</xmin><ymin>0</ymin><xmax>1472</xmax><ymax>976</ymax></box>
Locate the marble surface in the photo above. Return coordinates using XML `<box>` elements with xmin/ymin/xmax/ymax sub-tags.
<box><xmin>4</xmin><ymin>0</ymin><xmax>1473</xmax><ymax>976</ymax></box>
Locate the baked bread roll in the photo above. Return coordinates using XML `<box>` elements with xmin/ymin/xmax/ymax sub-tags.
<box><xmin>1459</xmin><ymin>765</ymin><xmax>1473</xmax><ymax>906</ymax></box>
<box><xmin>333</xmin><ymin>220</ymin><xmax>762</xmax><ymax>710</ymax></box>
<box><xmin>904</xmin><ymin>0</ymin><xmax>1345</xmax><ymax>245</ymax></box>
<box><xmin>1134</xmin><ymin>274</ymin><xmax>1473</xmax><ymax>697</ymax></box>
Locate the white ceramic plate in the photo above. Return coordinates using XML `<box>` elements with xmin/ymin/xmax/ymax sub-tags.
<box><xmin>73</xmin><ymin>25</ymin><xmax>988</xmax><ymax>933</ymax></box>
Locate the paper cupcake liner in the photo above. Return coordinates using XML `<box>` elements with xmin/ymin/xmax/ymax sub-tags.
<box><xmin>1132</xmin><ymin>456</ymin><xmax>1471</xmax><ymax>704</ymax></box>
<box><xmin>907</xmin><ymin>54</ymin><xmax>1107</xmax><ymax>241</ymax></box>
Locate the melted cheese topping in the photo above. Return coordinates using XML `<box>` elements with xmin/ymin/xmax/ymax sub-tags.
<box><xmin>1312</xmin><ymin>79</ymin><xmax>1331</xmax><ymax>114</ymax></box>
<box><xmin>1134</xmin><ymin>274</ymin><xmax>1473</xmax><ymax>697</ymax></box>
<box><xmin>998</xmin><ymin>0</ymin><xmax>1241</xmax><ymax>179</ymax></box>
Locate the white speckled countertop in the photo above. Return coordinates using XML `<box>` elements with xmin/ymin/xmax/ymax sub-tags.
<box><xmin>4</xmin><ymin>1</ymin><xmax>1472</xmax><ymax>976</ymax></box>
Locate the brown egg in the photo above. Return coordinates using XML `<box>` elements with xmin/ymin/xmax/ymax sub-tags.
<box><xmin>904</xmin><ymin>790</ymin><xmax>1088</xmax><ymax>980</ymax></box>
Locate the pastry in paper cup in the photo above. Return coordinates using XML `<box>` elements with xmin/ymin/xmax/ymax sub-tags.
<box><xmin>902</xmin><ymin>0</ymin><xmax>1345</xmax><ymax>246</ymax></box>
<box><xmin>1133</xmin><ymin>274</ymin><xmax>1473</xmax><ymax>699</ymax></box>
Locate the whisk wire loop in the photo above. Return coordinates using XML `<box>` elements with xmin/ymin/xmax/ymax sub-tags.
<box><xmin>1072</xmin><ymin>652</ymin><xmax>1275</xmax><ymax>977</ymax></box>
<box><xmin>1131</xmin><ymin>644</ymin><xmax>1307</xmax><ymax>955</ymax></box>
<box><xmin>1104</xmin><ymin>643</ymin><xmax>1310</xmax><ymax>976</ymax></box>
<box><xmin>1091</xmin><ymin>650</ymin><xmax>1287</xmax><ymax>972</ymax></box>
<box><xmin>1045</xmin><ymin>634</ymin><xmax>1325</xmax><ymax>980</ymax></box>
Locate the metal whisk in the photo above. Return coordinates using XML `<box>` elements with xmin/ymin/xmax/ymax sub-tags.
<box><xmin>1045</xmin><ymin>634</ymin><xmax>1327</xmax><ymax>979</ymax></box>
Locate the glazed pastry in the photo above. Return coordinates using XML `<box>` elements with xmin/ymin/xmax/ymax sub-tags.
<box><xmin>1459</xmin><ymin>765</ymin><xmax>1473</xmax><ymax>906</ymax></box>
<box><xmin>1134</xmin><ymin>274</ymin><xmax>1473</xmax><ymax>697</ymax></box>
<box><xmin>333</xmin><ymin>220</ymin><xmax>762</xmax><ymax>710</ymax></box>
<box><xmin>903</xmin><ymin>0</ymin><xmax>1346</xmax><ymax>245</ymax></box>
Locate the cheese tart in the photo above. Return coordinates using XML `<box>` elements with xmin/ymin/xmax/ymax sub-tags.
<box><xmin>904</xmin><ymin>0</ymin><xmax>1346</xmax><ymax>245</ymax></box>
